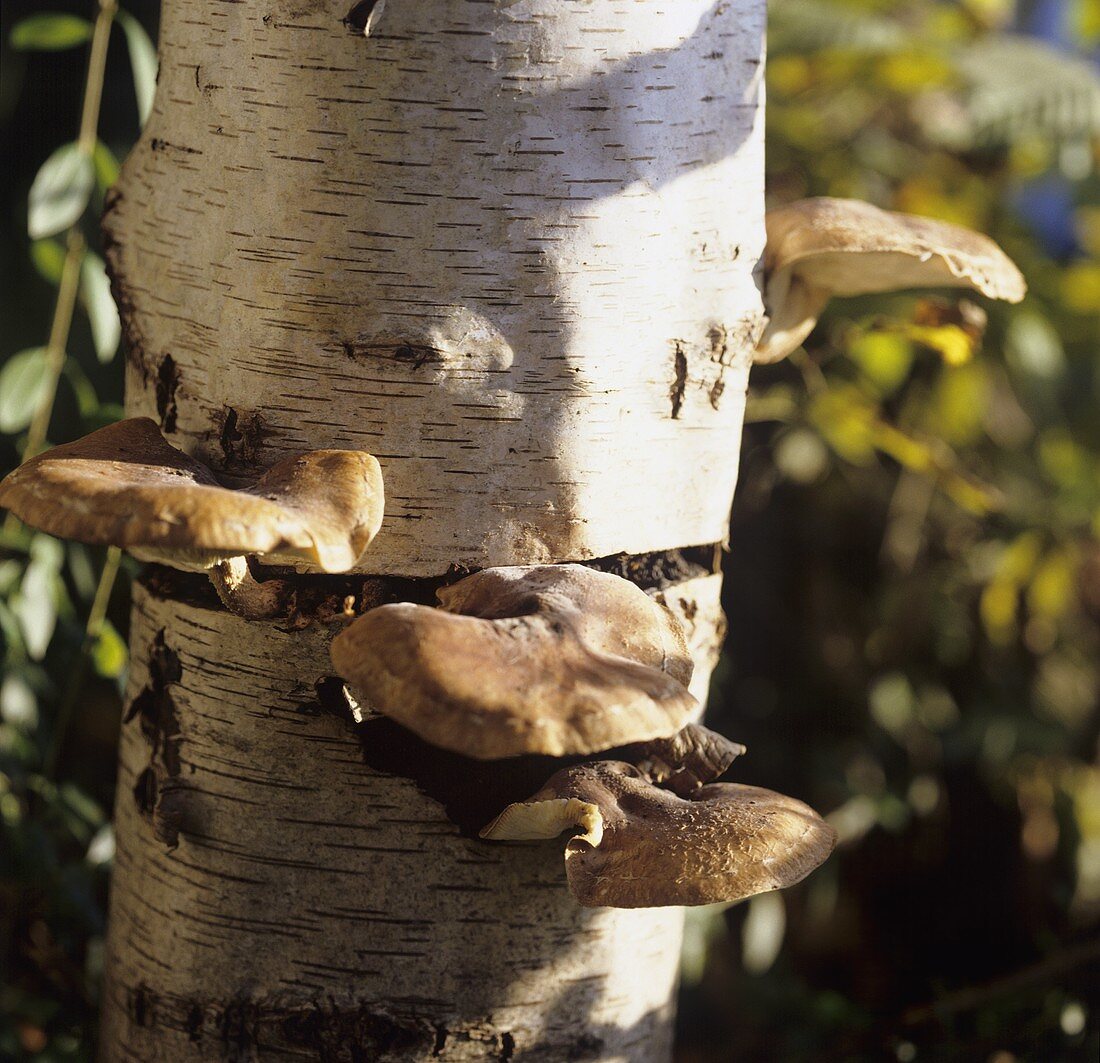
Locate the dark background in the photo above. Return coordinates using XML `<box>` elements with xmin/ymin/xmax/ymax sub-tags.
<box><xmin>1</xmin><ymin>1</ymin><xmax>1099</xmax><ymax>1060</ymax></box>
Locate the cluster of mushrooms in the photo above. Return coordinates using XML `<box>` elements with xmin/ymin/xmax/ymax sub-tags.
<box><xmin>0</xmin><ymin>199</ymin><xmax>1025</xmax><ymax>910</ymax></box>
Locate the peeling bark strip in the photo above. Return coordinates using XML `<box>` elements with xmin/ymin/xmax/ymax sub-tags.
<box><xmin>101</xmin><ymin>1</ymin><xmax>764</xmax><ymax>1058</ymax></box>
<box><xmin>104</xmin><ymin>0</ymin><xmax>765</xmax><ymax>575</ymax></box>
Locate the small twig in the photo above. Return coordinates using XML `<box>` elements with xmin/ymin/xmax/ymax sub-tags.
<box><xmin>901</xmin><ymin>935</ymin><xmax>1100</xmax><ymax>1026</ymax></box>
<box><xmin>880</xmin><ymin>467</ymin><xmax>935</xmax><ymax>574</ymax></box>
<box><xmin>5</xmin><ymin>0</ymin><xmax>120</xmax><ymax>541</ymax></box>
<box><xmin>20</xmin><ymin>231</ymin><xmax>86</xmax><ymax>465</ymax></box>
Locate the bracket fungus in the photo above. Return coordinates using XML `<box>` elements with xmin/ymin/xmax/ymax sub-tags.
<box><xmin>330</xmin><ymin>563</ymin><xmax>698</xmax><ymax>759</ymax></box>
<box><xmin>481</xmin><ymin>760</ymin><xmax>836</xmax><ymax>908</ymax></box>
<box><xmin>756</xmin><ymin>197</ymin><xmax>1027</xmax><ymax>364</ymax></box>
<box><xmin>626</xmin><ymin>721</ymin><xmax>747</xmax><ymax>797</ymax></box>
<box><xmin>0</xmin><ymin>417</ymin><xmax>384</xmax><ymax>617</ymax></box>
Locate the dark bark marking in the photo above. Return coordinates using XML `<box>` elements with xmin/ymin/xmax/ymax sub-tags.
<box><xmin>126</xmin><ymin>630</ymin><xmax>186</xmax><ymax>847</ymax></box>
<box><xmin>155</xmin><ymin>354</ymin><xmax>181</xmax><ymax>433</ymax></box>
<box><xmin>215</xmin><ymin>995</ymin><xmax>438</xmax><ymax>1059</ymax></box>
<box><xmin>185</xmin><ymin>1002</ymin><xmax>205</xmax><ymax>1042</ymax></box>
<box><xmin>215</xmin><ymin>406</ymin><xmax>273</xmax><ymax>470</ymax></box>
<box><xmin>149</xmin><ymin>137</ymin><xmax>202</xmax><ymax>155</ymax></box>
<box><xmin>706</xmin><ymin>324</ymin><xmax>731</xmax><ymax>411</ymax></box>
<box><xmin>130</xmin><ymin>983</ymin><xmax>158</xmax><ymax>1028</ymax></box>
<box><xmin>132</xmin><ymin>766</ymin><xmax>157</xmax><ymax>817</ymax></box>
<box><xmin>125</xmin><ymin>631</ymin><xmax>183</xmax><ymax>774</ymax></box>
<box><xmin>340</xmin><ymin>338</ymin><xmax>449</xmax><ymax>371</ymax></box>
<box><xmin>669</xmin><ymin>342</ymin><xmax>688</xmax><ymax>419</ymax></box>
<box><xmin>345</xmin><ymin>0</ymin><xmax>386</xmax><ymax>36</ymax></box>
<box><xmin>500</xmin><ymin>1032</ymin><xmax>515</xmax><ymax>1061</ymax></box>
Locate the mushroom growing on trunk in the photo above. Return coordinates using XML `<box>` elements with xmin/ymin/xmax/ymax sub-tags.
<box><xmin>331</xmin><ymin>563</ymin><xmax>700</xmax><ymax>757</ymax></box>
<box><xmin>481</xmin><ymin>760</ymin><xmax>837</xmax><ymax>908</ymax></box>
<box><xmin>0</xmin><ymin>417</ymin><xmax>385</xmax><ymax>617</ymax></box>
<box><xmin>756</xmin><ymin>197</ymin><xmax>1027</xmax><ymax>364</ymax></box>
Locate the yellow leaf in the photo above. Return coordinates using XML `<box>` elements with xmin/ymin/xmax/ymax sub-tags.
<box><xmin>906</xmin><ymin>324</ymin><xmax>976</xmax><ymax>367</ymax></box>
<box><xmin>92</xmin><ymin>621</ymin><xmax>128</xmax><ymax>679</ymax></box>
<box><xmin>981</xmin><ymin>579</ymin><xmax>1019</xmax><ymax>645</ymax></box>
<box><xmin>999</xmin><ymin>532</ymin><xmax>1044</xmax><ymax>584</ymax></box>
<box><xmin>876</xmin><ymin>52</ymin><xmax>952</xmax><ymax>94</ymax></box>
<box><xmin>1061</xmin><ymin>262</ymin><xmax>1100</xmax><ymax>314</ymax></box>
<box><xmin>848</xmin><ymin>330</ymin><xmax>914</xmax><ymax>393</ymax></box>
<box><xmin>1038</xmin><ymin>429</ymin><xmax>1091</xmax><ymax>489</ymax></box>
<box><xmin>941</xmin><ymin>474</ymin><xmax>999</xmax><ymax>516</ymax></box>
<box><xmin>809</xmin><ymin>388</ymin><xmax>877</xmax><ymax>466</ymax></box>
<box><xmin>1028</xmin><ymin>549</ymin><xmax>1077</xmax><ymax>621</ymax></box>
<box><xmin>769</xmin><ymin>55</ymin><xmax>812</xmax><ymax>97</ymax></box>
<box><xmin>926</xmin><ymin>361</ymin><xmax>989</xmax><ymax>447</ymax></box>
<box><xmin>871</xmin><ymin>422</ymin><xmax>936</xmax><ymax>473</ymax></box>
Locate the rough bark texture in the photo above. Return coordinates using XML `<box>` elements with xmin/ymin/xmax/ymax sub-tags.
<box><xmin>100</xmin><ymin>0</ymin><xmax>765</xmax><ymax>1058</ymax></box>
<box><xmin>103</xmin><ymin>0</ymin><xmax>765</xmax><ymax>575</ymax></box>
<box><xmin>100</xmin><ymin>576</ymin><xmax>725</xmax><ymax>1061</ymax></box>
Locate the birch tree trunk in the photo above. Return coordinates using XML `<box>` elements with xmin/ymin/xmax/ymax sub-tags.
<box><xmin>98</xmin><ymin>1</ymin><xmax>766</xmax><ymax>1059</ymax></box>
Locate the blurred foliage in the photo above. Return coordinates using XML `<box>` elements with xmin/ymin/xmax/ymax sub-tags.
<box><xmin>0</xmin><ymin>1</ymin><xmax>154</xmax><ymax>1057</ymax></box>
<box><xmin>678</xmin><ymin>0</ymin><xmax>1100</xmax><ymax>1060</ymax></box>
<box><xmin>0</xmin><ymin>0</ymin><xmax>1098</xmax><ymax>1061</ymax></box>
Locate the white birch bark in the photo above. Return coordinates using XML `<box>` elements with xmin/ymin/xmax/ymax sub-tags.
<box><xmin>100</xmin><ymin>0</ymin><xmax>765</xmax><ymax>1058</ymax></box>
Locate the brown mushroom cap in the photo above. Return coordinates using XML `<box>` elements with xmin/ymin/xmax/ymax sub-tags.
<box><xmin>630</xmin><ymin>722</ymin><xmax>746</xmax><ymax>797</ymax></box>
<box><xmin>481</xmin><ymin>761</ymin><xmax>836</xmax><ymax>908</ymax></box>
<box><xmin>756</xmin><ymin>197</ymin><xmax>1027</xmax><ymax>364</ymax></box>
<box><xmin>0</xmin><ymin>418</ymin><xmax>384</xmax><ymax>572</ymax></box>
<box><xmin>329</xmin><ymin>564</ymin><xmax>698</xmax><ymax>759</ymax></box>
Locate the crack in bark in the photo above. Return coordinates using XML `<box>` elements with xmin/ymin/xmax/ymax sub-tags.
<box><xmin>155</xmin><ymin>354</ymin><xmax>181</xmax><ymax>433</ymax></box>
<box><xmin>137</xmin><ymin>544</ymin><xmax>720</xmax><ymax>623</ymax></box>
<box><xmin>118</xmin><ymin>988</ymin><xmax>536</xmax><ymax>1062</ymax></box>
<box><xmin>215</xmin><ymin>406</ymin><xmax>274</xmax><ymax>470</ymax></box>
<box><xmin>669</xmin><ymin>343</ymin><xmax>688</xmax><ymax>419</ymax></box>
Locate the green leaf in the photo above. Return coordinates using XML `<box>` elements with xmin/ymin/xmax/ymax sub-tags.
<box><xmin>0</xmin><ymin>675</ymin><xmax>38</xmax><ymax>728</ymax></box>
<box><xmin>0</xmin><ymin>348</ymin><xmax>51</xmax><ymax>433</ymax></box>
<box><xmin>770</xmin><ymin>0</ymin><xmax>906</xmax><ymax>54</ymax></box>
<box><xmin>14</xmin><ymin>539</ymin><xmax>63</xmax><ymax>660</ymax></box>
<box><xmin>0</xmin><ymin>600</ymin><xmax>25</xmax><ymax>657</ymax></box>
<box><xmin>926</xmin><ymin>35</ymin><xmax>1100</xmax><ymax>149</ymax></box>
<box><xmin>81</xmin><ymin>252</ymin><xmax>121</xmax><ymax>363</ymax></box>
<box><xmin>10</xmin><ymin>13</ymin><xmax>93</xmax><ymax>51</ymax></box>
<box><xmin>92</xmin><ymin>621</ymin><xmax>128</xmax><ymax>679</ymax></box>
<box><xmin>28</xmin><ymin>143</ymin><xmax>94</xmax><ymax>240</ymax></box>
<box><xmin>117</xmin><ymin>12</ymin><xmax>158</xmax><ymax>126</ymax></box>
<box><xmin>848</xmin><ymin>330</ymin><xmax>914</xmax><ymax>395</ymax></box>
<box><xmin>93</xmin><ymin>140</ymin><xmax>121</xmax><ymax>193</ymax></box>
<box><xmin>30</xmin><ymin>238</ymin><xmax>66</xmax><ymax>285</ymax></box>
